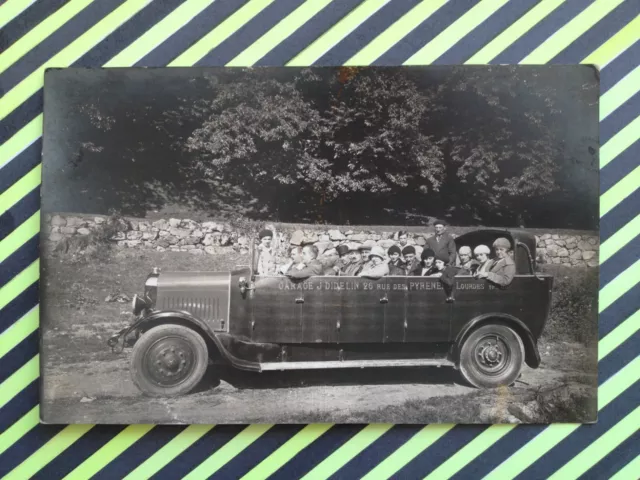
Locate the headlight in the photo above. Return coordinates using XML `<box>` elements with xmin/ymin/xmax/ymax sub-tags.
<box><xmin>131</xmin><ymin>294</ymin><xmax>148</xmax><ymax>315</ymax></box>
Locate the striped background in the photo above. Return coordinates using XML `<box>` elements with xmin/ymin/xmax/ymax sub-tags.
<box><xmin>0</xmin><ymin>0</ymin><xmax>638</xmax><ymax>478</ymax></box>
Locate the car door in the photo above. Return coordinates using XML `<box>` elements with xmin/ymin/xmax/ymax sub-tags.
<box><xmin>338</xmin><ymin>276</ymin><xmax>386</xmax><ymax>343</ymax></box>
<box><xmin>250</xmin><ymin>275</ymin><xmax>303</xmax><ymax>343</ymax></box>
<box><xmin>381</xmin><ymin>275</ymin><xmax>407</xmax><ymax>343</ymax></box>
<box><xmin>404</xmin><ymin>276</ymin><xmax>452</xmax><ymax>342</ymax></box>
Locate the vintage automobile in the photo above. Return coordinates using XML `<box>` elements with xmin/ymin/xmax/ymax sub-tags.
<box><xmin>108</xmin><ymin>229</ymin><xmax>553</xmax><ymax>396</ymax></box>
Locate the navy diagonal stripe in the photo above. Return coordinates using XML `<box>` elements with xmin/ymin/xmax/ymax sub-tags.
<box><xmin>434</xmin><ymin>0</ymin><xmax>540</xmax><ymax>64</ymax></box>
<box><xmin>518</xmin><ymin>381</ymin><xmax>640</xmax><ymax>479</ymax></box>
<box><xmin>135</xmin><ymin>0</ymin><xmax>249</xmax><ymax>67</ymax></box>
<box><xmin>0</xmin><ymin>0</ymin><xmax>70</xmax><ymax>53</ymax></box>
<box><xmin>0</xmin><ymin>424</ymin><xmax>64</xmax><ymax>477</ymax></box>
<box><xmin>0</xmin><ymin>186</ymin><xmax>39</xmax><ymax>240</ymax></box>
<box><xmin>213</xmin><ymin>425</ymin><xmax>306</xmax><ymax>479</ymax></box>
<box><xmin>271</xmin><ymin>425</ymin><xmax>364</xmax><ymax>479</ymax></box>
<box><xmin>392</xmin><ymin>425</ymin><xmax>489</xmax><ymax>479</ymax></box>
<box><xmin>328</xmin><ymin>426</ymin><xmax>423</xmax><ymax>480</ymax></box>
<box><xmin>582</xmin><ymin>429</ymin><xmax>640</xmax><ymax>479</ymax></box>
<box><xmin>451</xmin><ymin>425</ymin><xmax>545</xmax><ymax>479</ymax></box>
<box><xmin>600</xmin><ymin>238</ymin><xmax>640</xmax><ymax>286</ymax></box>
<box><xmin>73</xmin><ymin>0</ymin><xmax>185</xmax><ymax>68</ymax></box>
<box><xmin>0</xmin><ymin>380</ymin><xmax>38</xmax><ymax>434</ymax></box>
<box><xmin>600</xmin><ymin>188</ymin><xmax>640</xmax><ymax>241</ymax></box>
<box><xmin>92</xmin><ymin>426</ymin><xmax>184</xmax><ymax>480</ymax></box>
<box><xmin>315</xmin><ymin>0</ymin><xmax>421</xmax><ymax>66</ymax></box>
<box><xmin>0</xmin><ymin>140</ymin><xmax>41</xmax><ymax>195</ymax></box>
<box><xmin>491</xmin><ymin>0</ymin><xmax>594</xmax><ymax>64</ymax></box>
<box><xmin>195</xmin><ymin>0</ymin><xmax>305</xmax><ymax>67</ymax></box>
<box><xmin>600</xmin><ymin>39</ymin><xmax>640</xmax><ymax>94</ymax></box>
<box><xmin>599</xmin><ymin>287</ymin><xmax>640</xmax><ymax>338</ymax></box>
<box><xmin>373</xmin><ymin>0</ymin><xmax>475</xmax><ymax>66</ymax></box>
<box><xmin>599</xmin><ymin>337</ymin><xmax>639</xmax><ymax>385</ymax></box>
<box><xmin>152</xmin><ymin>425</ymin><xmax>247</xmax><ymax>479</ymax></box>
<box><xmin>551</xmin><ymin>0</ymin><xmax>640</xmax><ymax>64</ymax></box>
<box><xmin>33</xmin><ymin>425</ymin><xmax>126</xmax><ymax>480</ymax></box>
<box><xmin>0</xmin><ymin>91</ymin><xmax>42</xmax><ymax>145</ymax></box>
<box><xmin>600</xmin><ymin>140</ymin><xmax>639</xmax><ymax>192</ymax></box>
<box><xmin>601</xmin><ymin>90</ymin><xmax>640</xmax><ymax>144</ymax></box>
<box><xmin>0</xmin><ymin>0</ymin><xmax>126</xmax><ymax>93</ymax></box>
<box><xmin>256</xmin><ymin>0</ymin><xmax>362</xmax><ymax>66</ymax></box>
<box><xmin>0</xmin><ymin>236</ymin><xmax>39</xmax><ymax>290</ymax></box>
<box><xmin>0</xmin><ymin>282</ymin><xmax>38</xmax><ymax>333</ymax></box>
<box><xmin>0</xmin><ymin>334</ymin><xmax>38</xmax><ymax>384</ymax></box>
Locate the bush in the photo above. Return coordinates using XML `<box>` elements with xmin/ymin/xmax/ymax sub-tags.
<box><xmin>541</xmin><ymin>264</ymin><xmax>598</xmax><ymax>345</ymax></box>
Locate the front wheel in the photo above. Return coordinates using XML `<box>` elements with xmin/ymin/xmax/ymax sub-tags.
<box><xmin>459</xmin><ymin>324</ymin><xmax>524</xmax><ymax>389</ymax></box>
<box><xmin>131</xmin><ymin>324</ymin><xmax>209</xmax><ymax>397</ymax></box>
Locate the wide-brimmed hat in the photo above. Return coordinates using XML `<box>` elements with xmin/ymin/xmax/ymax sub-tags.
<box><xmin>493</xmin><ymin>237</ymin><xmax>511</xmax><ymax>249</ymax></box>
<box><xmin>402</xmin><ymin>245</ymin><xmax>416</xmax><ymax>255</ymax></box>
<box><xmin>336</xmin><ymin>244</ymin><xmax>349</xmax><ymax>256</ymax></box>
<box><xmin>259</xmin><ymin>229</ymin><xmax>273</xmax><ymax>239</ymax></box>
<box><xmin>369</xmin><ymin>246</ymin><xmax>385</xmax><ymax>259</ymax></box>
<box><xmin>474</xmin><ymin>244</ymin><xmax>490</xmax><ymax>255</ymax></box>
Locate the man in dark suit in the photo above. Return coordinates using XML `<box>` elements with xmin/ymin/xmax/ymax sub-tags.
<box><xmin>425</xmin><ymin>221</ymin><xmax>457</xmax><ymax>266</ymax></box>
<box><xmin>287</xmin><ymin>245</ymin><xmax>324</xmax><ymax>279</ymax></box>
<box><xmin>402</xmin><ymin>245</ymin><xmax>422</xmax><ymax>276</ymax></box>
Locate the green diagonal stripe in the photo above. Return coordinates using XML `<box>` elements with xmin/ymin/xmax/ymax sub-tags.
<box><xmin>484</xmin><ymin>356</ymin><xmax>640</xmax><ymax>479</ymax></box>
<box><xmin>0</xmin><ymin>164</ymin><xmax>41</xmax><ymax>215</ymax></box>
<box><xmin>301</xmin><ymin>424</ymin><xmax>393</xmax><ymax>480</ymax></box>
<box><xmin>599</xmin><ymin>310</ymin><xmax>640</xmax><ymax>360</ymax></box>
<box><xmin>0</xmin><ymin>116</ymin><xmax>41</xmax><ymax>170</ymax></box>
<box><xmin>4</xmin><ymin>424</ymin><xmax>94</xmax><ymax>480</ymax></box>
<box><xmin>600</xmin><ymin>258</ymin><xmax>640</xmax><ymax>312</ymax></box>
<box><xmin>0</xmin><ymin>0</ymin><xmax>37</xmax><ymax>31</ymax></box>
<box><xmin>521</xmin><ymin>0</ymin><xmax>626</xmax><ymax>63</ymax></box>
<box><xmin>0</xmin><ymin>406</ymin><xmax>39</xmax><ymax>457</ymax></box>
<box><xmin>0</xmin><ymin>0</ymin><xmax>93</xmax><ymax>75</ymax></box>
<box><xmin>361</xmin><ymin>424</ymin><xmax>455</xmax><ymax>480</ymax></box>
<box><xmin>610</xmin><ymin>453</ymin><xmax>640</xmax><ymax>480</ymax></box>
<box><xmin>600</xmin><ymin>116</ymin><xmax>640</xmax><ymax>169</ymax></box>
<box><xmin>425</xmin><ymin>425</ymin><xmax>516</xmax><ymax>479</ymax></box>
<box><xmin>104</xmin><ymin>0</ymin><xmax>217</xmax><ymax>67</ymax></box>
<box><xmin>183</xmin><ymin>424</ymin><xmax>273</xmax><ymax>479</ymax></box>
<box><xmin>63</xmin><ymin>425</ymin><xmax>155</xmax><ymax>480</ymax></box>
<box><xmin>288</xmin><ymin>0</ymin><xmax>390</xmax><ymax>66</ymax></box>
<box><xmin>601</xmin><ymin>65</ymin><xmax>640</xmax><ymax>120</ymax></box>
<box><xmin>0</xmin><ymin>211</ymin><xmax>39</xmax><ymax>264</ymax></box>
<box><xmin>0</xmin><ymin>259</ymin><xmax>39</xmax><ymax>311</ymax></box>
<box><xmin>548</xmin><ymin>406</ymin><xmax>640</xmax><ymax>480</ymax></box>
<box><xmin>466</xmin><ymin>0</ymin><xmax>564</xmax><ymax>64</ymax></box>
<box><xmin>345</xmin><ymin>0</ymin><xmax>448</xmax><ymax>66</ymax></box>
<box><xmin>242</xmin><ymin>423</ymin><xmax>334</xmax><ymax>480</ymax></box>
<box><xmin>582</xmin><ymin>14</ymin><xmax>640</xmax><ymax>66</ymax></box>
<box><xmin>0</xmin><ymin>355</ymin><xmax>39</xmax><ymax>410</ymax></box>
<box><xmin>0</xmin><ymin>306</ymin><xmax>38</xmax><ymax>359</ymax></box>
<box><xmin>600</xmin><ymin>214</ymin><xmax>640</xmax><ymax>263</ymax></box>
<box><xmin>405</xmin><ymin>0</ymin><xmax>509</xmax><ymax>65</ymax></box>
<box><xmin>169</xmin><ymin>0</ymin><xmax>275</xmax><ymax>66</ymax></box>
<box><xmin>601</xmin><ymin>165</ymin><xmax>640</xmax><ymax>217</ymax></box>
<box><xmin>228</xmin><ymin>0</ymin><xmax>332</xmax><ymax>67</ymax></box>
<box><xmin>123</xmin><ymin>425</ymin><xmax>215</xmax><ymax>480</ymax></box>
<box><xmin>0</xmin><ymin>0</ymin><xmax>153</xmax><ymax>123</ymax></box>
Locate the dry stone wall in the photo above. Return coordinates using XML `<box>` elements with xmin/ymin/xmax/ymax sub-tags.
<box><xmin>43</xmin><ymin>214</ymin><xmax>599</xmax><ymax>267</ymax></box>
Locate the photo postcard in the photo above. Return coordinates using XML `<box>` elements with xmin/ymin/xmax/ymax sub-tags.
<box><xmin>40</xmin><ymin>65</ymin><xmax>599</xmax><ymax>424</ymax></box>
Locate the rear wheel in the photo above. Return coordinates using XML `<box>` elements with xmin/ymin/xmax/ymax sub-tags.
<box><xmin>131</xmin><ymin>324</ymin><xmax>208</xmax><ymax>397</ymax></box>
<box><xmin>459</xmin><ymin>324</ymin><xmax>524</xmax><ymax>389</ymax></box>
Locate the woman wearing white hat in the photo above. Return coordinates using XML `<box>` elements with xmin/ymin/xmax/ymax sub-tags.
<box><xmin>475</xmin><ymin>238</ymin><xmax>515</xmax><ymax>286</ymax></box>
<box><xmin>458</xmin><ymin>245</ymin><xmax>480</xmax><ymax>274</ymax></box>
<box><xmin>358</xmin><ymin>246</ymin><xmax>389</xmax><ymax>279</ymax></box>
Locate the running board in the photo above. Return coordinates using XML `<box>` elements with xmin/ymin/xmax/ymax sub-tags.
<box><xmin>260</xmin><ymin>358</ymin><xmax>454</xmax><ymax>371</ymax></box>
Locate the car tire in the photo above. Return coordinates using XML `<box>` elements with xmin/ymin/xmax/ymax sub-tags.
<box><xmin>459</xmin><ymin>324</ymin><xmax>524</xmax><ymax>389</ymax></box>
<box><xmin>131</xmin><ymin>324</ymin><xmax>209</xmax><ymax>397</ymax></box>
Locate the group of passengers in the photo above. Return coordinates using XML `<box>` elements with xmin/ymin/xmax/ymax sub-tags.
<box><xmin>255</xmin><ymin>221</ymin><xmax>516</xmax><ymax>287</ymax></box>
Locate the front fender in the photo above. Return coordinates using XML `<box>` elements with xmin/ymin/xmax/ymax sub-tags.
<box><xmin>134</xmin><ymin>310</ymin><xmax>261</xmax><ymax>372</ymax></box>
<box><xmin>455</xmin><ymin>313</ymin><xmax>541</xmax><ymax>369</ymax></box>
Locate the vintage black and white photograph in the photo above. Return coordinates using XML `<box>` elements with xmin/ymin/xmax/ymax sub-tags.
<box><xmin>40</xmin><ymin>65</ymin><xmax>599</xmax><ymax>424</ymax></box>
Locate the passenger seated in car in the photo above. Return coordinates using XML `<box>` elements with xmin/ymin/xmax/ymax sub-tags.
<box><xmin>420</xmin><ymin>248</ymin><xmax>437</xmax><ymax>276</ymax></box>
<box><xmin>256</xmin><ymin>229</ymin><xmax>276</xmax><ymax>275</ymax></box>
<box><xmin>458</xmin><ymin>246</ymin><xmax>479</xmax><ymax>274</ymax></box>
<box><xmin>473</xmin><ymin>245</ymin><xmax>492</xmax><ymax>275</ymax></box>
<box><xmin>326</xmin><ymin>244</ymin><xmax>351</xmax><ymax>276</ymax></box>
<box><xmin>475</xmin><ymin>238</ymin><xmax>515</xmax><ymax>287</ymax></box>
<box><xmin>286</xmin><ymin>245</ymin><xmax>324</xmax><ymax>279</ymax></box>
<box><xmin>387</xmin><ymin>245</ymin><xmax>406</xmax><ymax>275</ymax></box>
<box><xmin>342</xmin><ymin>243</ymin><xmax>365</xmax><ymax>276</ymax></box>
<box><xmin>395</xmin><ymin>230</ymin><xmax>409</xmax><ymax>248</ymax></box>
<box><xmin>358</xmin><ymin>246</ymin><xmax>390</xmax><ymax>279</ymax></box>
<box><xmin>428</xmin><ymin>255</ymin><xmax>447</xmax><ymax>277</ymax></box>
<box><xmin>402</xmin><ymin>246</ymin><xmax>422</xmax><ymax>276</ymax></box>
<box><xmin>359</xmin><ymin>243</ymin><xmax>374</xmax><ymax>261</ymax></box>
<box><xmin>279</xmin><ymin>246</ymin><xmax>304</xmax><ymax>275</ymax></box>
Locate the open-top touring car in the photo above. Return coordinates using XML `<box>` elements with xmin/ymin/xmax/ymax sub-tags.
<box><xmin>108</xmin><ymin>229</ymin><xmax>553</xmax><ymax>396</ymax></box>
